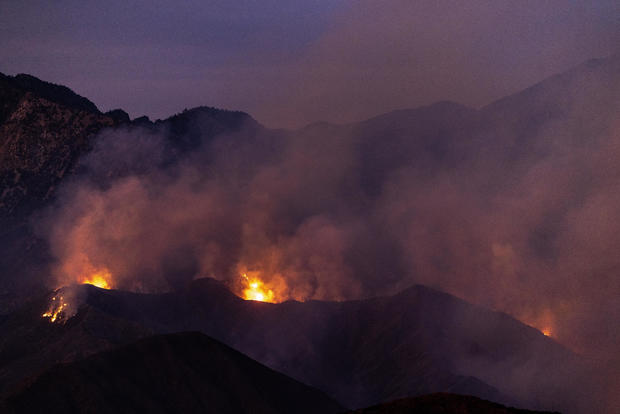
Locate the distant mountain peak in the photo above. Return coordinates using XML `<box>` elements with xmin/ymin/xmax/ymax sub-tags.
<box><xmin>0</xmin><ymin>72</ymin><xmax>100</xmax><ymax>114</ymax></box>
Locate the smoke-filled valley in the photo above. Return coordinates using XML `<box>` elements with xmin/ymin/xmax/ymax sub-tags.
<box><xmin>0</xmin><ymin>52</ymin><xmax>619</xmax><ymax>413</ymax></box>
<box><xmin>38</xmin><ymin>56</ymin><xmax>620</xmax><ymax>362</ymax></box>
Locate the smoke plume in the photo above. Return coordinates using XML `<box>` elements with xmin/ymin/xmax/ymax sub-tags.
<box><xmin>40</xmin><ymin>57</ymin><xmax>620</xmax><ymax>379</ymax></box>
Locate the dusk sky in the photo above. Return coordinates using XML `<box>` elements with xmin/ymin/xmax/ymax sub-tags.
<box><xmin>2</xmin><ymin>0</ymin><xmax>620</xmax><ymax>127</ymax></box>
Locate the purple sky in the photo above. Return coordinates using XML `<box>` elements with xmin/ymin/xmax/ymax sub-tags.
<box><xmin>1</xmin><ymin>0</ymin><xmax>619</xmax><ymax>127</ymax></box>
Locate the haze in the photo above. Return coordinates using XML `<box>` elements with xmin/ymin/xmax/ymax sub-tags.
<box><xmin>1</xmin><ymin>0</ymin><xmax>619</xmax><ymax>128</ymax></box>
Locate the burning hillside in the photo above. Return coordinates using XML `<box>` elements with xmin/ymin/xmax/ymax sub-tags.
<box><xmin>9</xmin><ymin>278</ymin><xmax>602</xmax><ymax>413</ymax></box>
<box><xmin>37</xmin><ymin>74</ymin><xmax>620</xmax><ymax>360</ymax></box>
<box><xmin>41</xmin><ymin>267</ymin><xmax>113</xmax><ymax>323</ymax></box>
<box><xmin>41</xmin><ymin>294</ymin><xmax>68</xmax><ymax>323</ymax></box>
<box><xmin>3</xmin><ymin>2</ymin><xmax>620</xmax><ymax>412</ymax></box>
<box><xmin>78</xmin><ymin>269</ymin><xmax>112</xmax><ymax>290</ymax></box>
<box><xmin>241</xmin><ymin>273</ymin><xmax>276</xmax><ymax>303</ymax></box>
<box><xmin>3</xmin><ymin>49</ymin><xmax>620</xmax><ymax>414</ymax></box>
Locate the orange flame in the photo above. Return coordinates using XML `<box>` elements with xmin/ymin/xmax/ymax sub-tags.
<box><xmin>241</xmin><ymin>273</ymin><xmax>275</xmax><ymax>302</ymax></box>
<box><xmin>42</xmin><ymin>295</ymin><xmax>69</xmax><ymax>323</ymax></box>
<box><xmin>79</xmin><ymin>268</ymin><xmax>112</xmax><ymax>289</ymax></box>
<box><xmin>521</xmin><ymin>307</ymin><xmax>556</xmax><ymax>338</ymax></box>
<box><xmin>43</xmin><ymin>265</ymin><xmax>113</xmax><ymax>323</ymax></box>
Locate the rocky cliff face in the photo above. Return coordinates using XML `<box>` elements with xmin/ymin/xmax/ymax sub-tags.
<box><xmin>0</xmin><ymin>74</ymin><xmax>124</xmax><ymax>312</ymax></box>
<box><xmin>0</xmin><ymin>74</ymin><xmax>118</xmax><ymax>218</ymax></box>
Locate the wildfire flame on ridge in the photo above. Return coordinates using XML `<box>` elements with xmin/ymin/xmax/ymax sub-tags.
<box><xmin>79</xmin><ymin>268</ymin><xmax>112</xmax><ymax>289</ymax></box>
<box><xmin>42</xmin><ymin>294</ymin><xmax>69</xmax><ymax>323</ymax></box>
<box><xmin>241</xmin><ymin>273</ymin><xmax>275</xmax><ymax>302</ymax></box>
<box><xmin>42</xmin><ymin>267</ymin><xmax>113</xmax><ymax>323</ymax></box>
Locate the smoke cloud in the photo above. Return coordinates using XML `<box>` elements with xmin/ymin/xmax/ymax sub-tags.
<box><xmin>40</xmin><ymin>56</ymin><xmax>620</xmax><ymax>384</ymax></box>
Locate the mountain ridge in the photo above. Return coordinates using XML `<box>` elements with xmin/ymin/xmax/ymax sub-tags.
<box><xmin>2</xmin><ymin>331</ymin><xmax>343</xmax><ymax>414</ymax></box>
<box><xmin>0</xmin><ymin>278</ymin><xmax>592</xmax><ymax>412</ymax></box>
<box><xmin>1</xmin><ymin>53</ymin><xmax>620</xmax><ymax>412</ymax></box>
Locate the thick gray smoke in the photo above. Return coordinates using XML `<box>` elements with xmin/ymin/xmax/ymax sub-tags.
<box><xmin>41</xmin><ymin>57</ymin><xmax>619</xmax><ymax>400</ymax></box>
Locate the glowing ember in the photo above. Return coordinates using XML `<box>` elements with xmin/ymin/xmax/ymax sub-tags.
<box><xmin>42</xmin><ymin>295</ymin><xmax>69</xmax><ymax>323</ymax></box>
<box><xmin>79</xmin><ymin>269</ymin><xmax>112</xmax><ymax>289</ymax></box>
<box><xmin>241</xmin><ymin>273</ymin><xmax>275</xmax><ymax>302</ymax></box>
<box><xmin>521</xmin><ymin>307</ymin><xmax>556</xmax><ymax>339</ymax></box>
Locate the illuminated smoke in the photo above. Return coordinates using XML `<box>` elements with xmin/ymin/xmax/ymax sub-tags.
<box><xmin>39</xmin><ymin>57</ymin><xmax>620</xmax><ymax>367</ymax></box>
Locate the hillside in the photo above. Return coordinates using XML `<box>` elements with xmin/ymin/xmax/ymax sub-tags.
<box><xmin>2</xmin><ymin>331</ymin><xmax>343</xmax><ymax>414</ymax></box>
<box><xmin>347</xmin><ymin>393</ymin><xmax>559</xmax><ymax>414</ymax></box>
<box><xmin>0</xmin><ymin>280</ymin><xmax>593</xmax><ymax>412</ymax></box>
<box><xmin>0</xmin><ymin>73</ymin><xmax>261</xmax><ymax>312</ymax></box>
<box><xmin>0</xmin><ymin>73</ymin><xmax>118</xmax><ymax>218</ymax></box>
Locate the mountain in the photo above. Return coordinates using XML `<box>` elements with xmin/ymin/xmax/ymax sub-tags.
<box><xmin>0</xmin><ymin>73</ymin><xmax>117</xmax><ymax>218</ymax></box>
<box><xmin>349</xmin><ymin>101</ymin><xmax>478</xmax><ymax>197</ymax></box>
<box><xmin>0</xmin><ymin>73</ymin><xmax>261</xmax><ymax>312</ymax></box>
<box><xmin>3</xmin><ymin>55</ymin><xmax>620</xmax><ymax>304</ymax></box>
<box><xmin>1</xmin><ymin>54</ymin><xmax>620</xmax><ymax>413</ymax></box>
<box><xmin>354</xmin><ymin>55</ymin><xmax>620</xmax><ymax>203</ymax></box>
<box><xmin>0</xmin><ymin>73</ymin><xmax>125</xmax><ymax>312</ymax></box>
<box><xmin>347</xmin><ymin>393</ymin><xmax>559</xmax><ymax>414</ymax></box>
<box><xmin>2</xmin><ymin>331</ymin><xmax>343</xmax><ymax>414</ymax></box>
<box><xmin>0</xmin><ymin>72</ymin><xmax>262</xmax><ymax>224</ymax></box>
<box><xmin>0</xmin><ymin>280</ymin><xmax>593</xmax><ymax>412</ymax></box>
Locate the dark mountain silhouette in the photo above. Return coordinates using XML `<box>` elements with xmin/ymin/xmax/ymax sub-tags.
<box><xmin>2</xmin><ymin>331</ymin><xmax>343</xmax><ymax>414</ymax></box>
<box><xmin>159</xmin><ymin>106</ymin><xmax>260</xmax><ymax>153</ymax></box>
<box><xmin>0</xmin><ymin>72</ymin><xmax>260</xmax><ymax>312</ymax></box>
<box><xmin>104</xmin><ymin>108</ymin><xmax>131</xmax><ymax>124</ymax></box>
<box><xmin>0</xmin><ymin>73</ymin><xmax>123</xmax><ymax>312</ymax></box>
<box><xmin>0</xmin><ymin>280</ymin><xmax>591</xmax><ymax>412</ymax></box>
<box><xmin>350</xmin><ymin>101</ymin><xmax>478</xmax><ymax>197</ymax></box>
<box><xmin>0</xmin><ymin>73</ymin><xmax>116</xmax><ymax>218</ymax></box>
<box><xmin>347</xmin><ymin>393</ymin><xmax>559</xmax><ymax>414</ymax></box>
<box><xmin>0</xmin><ymin>73</ymin><xmax>99</xmax><ymax>116</ymax></box>
<box><xmin>0</xmin><ymin>72</ymin><xmax>259</xmax><ymax>221</ymax></box>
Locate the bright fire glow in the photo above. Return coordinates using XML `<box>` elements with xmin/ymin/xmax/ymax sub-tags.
<box><xmin>42</xmin><ymin>295</ymin><xmax>69</xmax><ymax>323</ymax></box>
<box><xmin>241</xmin><ymin>273</ymin><xmax>275</xmax><ymax>302</ymax></box>
<box><xmin>79</xmin><ymin>269</ymin><xmax>112</xmax><ymax>289</ymax></box>
<box><xmin>523</xmin><ymin>308</ymin><xmax>557</xmax><ymax>338</ymax></box>
<box><xmin>42</xmin><ymin>266</ymin><xmax>113</xmax><ymax>323</ymax></box>
<box><xmin>520</xmin><ymin>307</ymin><xmax>556</xmax><ymax>339</ymax></box>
